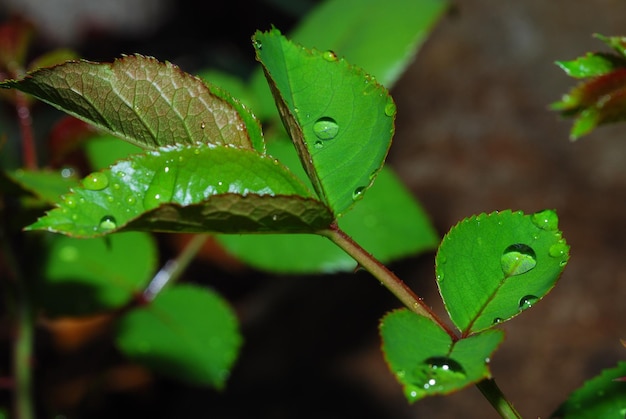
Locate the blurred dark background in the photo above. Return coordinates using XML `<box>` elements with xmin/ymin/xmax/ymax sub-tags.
<box><xmin>2</xmin><ymin>0</ymin><xmax>626</xmax><ymax>418</ymax></box>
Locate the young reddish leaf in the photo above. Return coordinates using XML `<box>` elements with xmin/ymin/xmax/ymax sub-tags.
<box><xmin>26</xmin><ymin>144</ymin><xmax>333</xmax><ymax>237</ymax></box>
<box><xmin>1</xmin><ymin>55</ymin><xmax>264</xmax><ymax>152</ymax></box>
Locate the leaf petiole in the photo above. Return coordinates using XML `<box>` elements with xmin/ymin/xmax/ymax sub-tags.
<box><xmin>318</xmin><ymin>222</ymin><xmax>457</xmax><ymax>340</ymax></box>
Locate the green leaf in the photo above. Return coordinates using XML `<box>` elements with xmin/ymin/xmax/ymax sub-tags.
<box><xmin>551</xmin><ymin>361</ymin><xmax>626</xmax><ymax>419</ymax></box>
<box><xmin>380</xmin><ymin>309</ymin><xmax>503</xmax><ymax>403</ymax></box>
<box><xmin>116</xmin><ymin>284</ymin><xmax>242</xmax><ymax>388</ymax></box>
<box><xmin>27</xmin><ymin>144</ymin><xmax>333</xmax><ymax>237</ymax></box>
<box><xmin>436</xmin><ymin>210</ymin><xmax>569</xmax><ymax>334</ymax></box>
<box><xmin>1</xmin><ymin>55</ymin><xmax>263</xmax><ymax>152</ymax></box>
<box><xmin>5</xmin><ymin>168</ymin><xmax>79</xmax><ymax>205</ymax></box>
<box><xmin>39</xmin><ymin>232</ymin><xmax>157</xmax><ymax>316</ymax></box>
<box><xmin>254</xmin><ymin>28</ymin><xmax>395</xmax><ymax>216</ymax></box>
<box><xmin>84</xmin><ymin>134</ymin><xmax>144</xmax><ymax>170</ymax></box>
<box><xmin>555</xmin><ymin>53</ymin><xmax>626</xmax><ymax>79</ymax></box>
<box><xmin>249</xmin><ymin>0</ymin><xmax>448</xmax><ymax>120</ymax></box>
<box><xmin>289</xmin><ymin>0</ymin><xmax>448</xmax><ymax>87</ymax></box>
<box><xmin>216</xmin><ymin>141</ymin><xmax>438</xmax><ymax>273</ymax></box>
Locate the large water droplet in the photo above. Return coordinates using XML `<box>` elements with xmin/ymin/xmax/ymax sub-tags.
<box><xmin>322</xmin><ymin>50</ymin><xmax>338</xmax><ymax>61</ymax></box>
<box><xmin>61</xmin><ymin>167</ymin><xmax>75</xmax><ymax>178</ymax></box>
<box><xmin>384</xmin><ymin>100</ymin><xmax>397</xmax><ymax>117</ymax></box>
<box><xmin>83</xmin><ymin>172</ymin><xmax>109</xmax><ymax>191</ymax></box>
<box><xmin>518</xmin><ymin>295</ymin><xmax>538</xmax><ymax>311</ymax></box>
<box><xmin>501</xmin><ymin>244</ymin><xmax>537</xmax><ymax>276</ymax></box>
<box><xmin>352</xmin><ymin>186</ymin><xmax>365</xmax><ymax>200</ymax></box>
<box><xmin>531</xmin><ymin>209</ymin><xmax>558</xmax><ymax>231</ymax></box>
<box><xmin>99</xmin><ymin>215</ymin><xmax>117</xmax><ymax>230</ymax></box>
<box><xmin>313</xmin><ymin>117</ymin><xmax>339</xmax><ymax>141</ymax></box>
<box><xmin>549</xmin><ymin>241</ymin><xmax>568</xmax><ymax>258</ymax></box>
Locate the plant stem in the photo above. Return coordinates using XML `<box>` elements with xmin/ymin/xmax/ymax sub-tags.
<box><xmin>15</xmin><ymin>91</ymin><xmax>37</xmax><ymax>170</ymax></box>
<box><xmin>0</xmin><ymin>225</ymin><xmax>34</xmax><ymax>419</ymax></box>
<box><xmin>143</xmin><ymin>234</ymin><xmax>208</xmax><ymax>301</ymax></box>
<box><xmin>476</xmin><ymin>379</ymin><xmax>523</xmax><ymax>419</ymax></box>
<box><xmin>319</xmin><ymin>223</ymin><xmax>456</xmax><ymax>339</ymax></box>
<box><xmin>13</xmin><ymin>282</ymin><xmax>34</xmax><ymax>419</ymax></box>
<box><xmin>321</xmin><ymin>223</ymin><xmax>522</xmax><ymax>418</ymax></box>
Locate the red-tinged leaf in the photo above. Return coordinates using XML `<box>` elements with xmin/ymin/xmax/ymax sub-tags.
<box><xmin>552</xmin><ymin>68</ymin><xmax>626</xmax><ymax>113</ymax></box>
<box><xmin>1</xmin><ymin>55</ymin><xmax>264</xmax><ymax>152</ymax></box>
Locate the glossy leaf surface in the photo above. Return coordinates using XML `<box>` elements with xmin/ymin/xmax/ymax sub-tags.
<box><xmin>1</xmin><ymin>55</ymin><xmax>264</xmax><ymax>151</ymax></box>
<box><xmin>27</xmin><ymin>144</ymin><xmax>333</xmax><ymax>237</ymax></box>
<box><xmin>254</xmin><ymin>28</ymin><xmax>394</xmax><ymax>216</ymax></box>
<box><xmin>40</xmin><ymin>232</ymin><xmax>157</xmax><ymax>316</ymax></box>
<box><xmin>116</xmin><ymin>284</ymin><xmax>242</xmax><ymax>388</ymax></box>
<box><xmin>551</xmin><ymin>361</ymin><xmax>626</xmax><ymax>418</ymax></box>
<box><xmin>436</xmin><ymin>210</ymin><xmax>569</xmax><ymax>334</ymax></box>
<box><xmin>380</xmin><ymin>309</ymin><xmax>503</xmax><ymax>403</ymax></box>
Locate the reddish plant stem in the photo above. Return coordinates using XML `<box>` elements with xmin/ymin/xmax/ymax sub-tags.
<box><xmin>14</xmin><ymin>91</ymin><xmax>37</xmax><ymax>170</ymax></box>
<box><xmin>319</xmin><ymin>222</ymin><xmax>457</xmax><ymax>340</ymax></box>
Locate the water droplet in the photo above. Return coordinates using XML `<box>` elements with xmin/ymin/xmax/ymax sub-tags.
<box><xmin>549</xmin><ymin>241</ymin><xmax>568</xmax><ymax>258</ymax></box>
<box><xmin>493</xmin><ymin>317</ymin><xmax>502</xmax><ymax>324</ymax></box>
<box><xmin>322</xmin><ymin>50</ymin><xmax>338</xmax><ymax>61</ymax></box>
<box><xmin>200</xmin><ymin>122</ymin><xmax>206</xmax><ymax>129</ymax></box>
<box><xmin>438</xmin><ymin>254</ymin><xmax>447</xmax><ymax>264</ymax></box>
<box><xmin>63</xmin><ymin>195</ymin><xmax>78</xmax><ymax>208</ymax></box>
<box><xmin>106</xmin><ymin>196</ymin><xmax>114</xmax><ymax>203</ymax></box>
<box><xmin>352</xmin><ymin>186</ymin><xmax>365</xmax><ymax>200</ymax></box>
<box><xmin>501</xmin><ymin>244</ymin><xmax>537</xmax><ymax>276</ymax></box>
<box><xmin>518</xmin><ymin>295</ymin><xmax>538</xmax><ymax>311</ymax></box>
<box><xmin>314</xmin><ymin>140</ymin><xmax>323</xmax><ymax>149</ymax></box>
<box><xmin>409</xmin><ymin>357</ymin><xmax>466</xmax><ymax>395</ymax></box>
<box><xmin>436</xmin><ymin>272</ymin><xmax>444</xmax><ymax>282</ymax></box>
<box><xmin>384</xmin><ymin>100</ymin><xmax>397</xmax><ymax>117</ymax></box>
<box><xmin>271</xmin><ymin>214</ymin><xmax>278</xmax><ymax>221</ymax></box>
<box><xmin>313</xmin><ymin>117</ymin><xmax>339</xmax><ymax>141</ymax></box>
<box><xmin>126</xmin><ymin>196</ymin><xmax>136</xmax><ymax>205</ymax></box>
<box><xmin>82</xmin><ymin>172</ymin><xmax>109</xmax><ymax>191</ymax></box>
<box><xmin>253</xmin><ymin>40</ymin><xmax>262</xmax><ymax>50</ymax></box>
<box><xmin>116</xmin><ymin>171</ymin><xmax>126</xmax><ymax>178</ymax></box>
<box><xmin>99</xmin><ymin>215</ymin><xmax>117</xmax><ymax>230</ymax></box>
<box><xmin>531</xmin><ymin>209</ymin><xmax>559</xmax><ymax>231</ymax></box>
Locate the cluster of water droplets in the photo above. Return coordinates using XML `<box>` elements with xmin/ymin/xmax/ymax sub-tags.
<box><xmin>400</xmin><ymin>356</ymin><xmax>467</xmax><ymax>401</ymax></box>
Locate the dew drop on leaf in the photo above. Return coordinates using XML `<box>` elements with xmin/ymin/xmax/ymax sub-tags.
<box><xmin>313</xmin><ymin>117</ymin><xmax>339</xmax><ymax>141</ymax></box>
<box><xmin>531</xmin><ymin>209</ymin><xmax>559</xmax><ymax>231</ymax></box>
<box><xmin>409</xmin><ymin>357</ymin><xmax>467</xmax><ymax>394</ymax></box>
<box><xmin>518</xmin><ymin>295</ymin><xmax>538</xmax><ymax>311</ymax></box>
<box><xmin>493</xmin><ymin>317</ymin><xmax>502</xmax><ymax>324</ymax></box>
<box><xmin>63</xmin><ymin>195</ymin><xmax>77</xmax><ymax>208</ymax></box>
<box><xmin>549</xmin><ymin>241</ymin><xmax>568</xmax><ymax>258</ymax></box>
<box><xmin>352</xmin><ymin>186</ymin><xmax>365</xmax><ymax>200</ymax></box>
<box><xmin>322</xmin><ymin>50</ymin><xmax>338</xmax><ymax>62</ymax></box>
<box><xmin>82</xmin><ymin>172</ymin><xmax>109</xmax><ymax>191</ymax></box>
<box><xmin>500</xmin><ymin>244</ymin><xmax>537</xmax><ymax>276</ymax></box>
<box><xmin>384</xmin><ymin>100</ymin><xmax>397</xmax><ymax>117</ymax></box>
<box><xmin>200</xmin><ymin>122</ymin><xmax>206</xmax><ymax>129</ymax></box>
<box><xmin>99</xmin><ymin>215</ymin><xmax>117</xmax><ymax>230</ymax></box>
